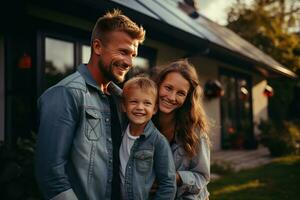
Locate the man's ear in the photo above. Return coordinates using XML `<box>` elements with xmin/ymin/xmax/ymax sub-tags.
<box><xmin>92</xmin><ymin>39</ymin><xmax>102</xmax><ymax>56</ymax></box>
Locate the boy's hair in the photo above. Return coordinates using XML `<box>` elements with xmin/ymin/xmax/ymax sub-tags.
<box><xmin>122</xmin><ymin>76</ymin><xmax>157</xmax><ymax>102</ymax></box>
<box><xmin>91</xmin><ymin>9</ymin><xmax>145</xmax><ymax>44</ymax></box>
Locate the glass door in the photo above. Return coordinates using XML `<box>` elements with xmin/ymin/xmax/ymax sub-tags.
<box><xmin>220</xmin><ymin>70</ymin><xmax>255</xmax><ymax>149</ymax></box>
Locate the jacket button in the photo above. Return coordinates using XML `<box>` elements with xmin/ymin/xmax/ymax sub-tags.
<box><xmin>105</xmin><ymin>118</ymin><xmax>110</xmax><ymax>122</ymax></box>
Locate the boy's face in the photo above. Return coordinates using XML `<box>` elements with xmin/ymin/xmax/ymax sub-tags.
<box><xmin>123</xmin><ymin>87</ymin><xmax>157</xmax><ymax>127</ymax></box>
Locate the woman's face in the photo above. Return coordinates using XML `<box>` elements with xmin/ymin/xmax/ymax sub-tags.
<box><xmin>158</xmin><ymin>72</ymin><xmax>190</xmax><ymax>115</ymax></box>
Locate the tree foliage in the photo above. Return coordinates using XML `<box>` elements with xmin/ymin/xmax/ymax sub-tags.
<box><xmin>226</xmin><ymin>0</ymin><xmax>300</xmax><ymax>121</ymax></box>
<box><xmin>227</xmin><ymin>0</ymin><xmax>300</xmax><ymax>73</ymax></box>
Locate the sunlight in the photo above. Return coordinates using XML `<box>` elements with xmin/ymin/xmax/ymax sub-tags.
<box><xmin>213</xmin><ymin>179</ymin><xmax>265</xmax><ymax>195</ymax></box>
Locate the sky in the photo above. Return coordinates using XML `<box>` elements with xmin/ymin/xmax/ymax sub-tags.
<box><xmin>198</xmin><ymin>0</ymin><xmax>254</xmax><ymax>25</ymax></box>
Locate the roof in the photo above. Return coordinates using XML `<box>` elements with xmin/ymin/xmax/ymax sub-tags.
<box><xmin>111</xmin><ymin>0</ymin><xmax>297</xmax><ymax>79</ymax></box>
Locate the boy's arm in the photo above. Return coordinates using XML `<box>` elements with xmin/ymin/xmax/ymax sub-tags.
<box><xmin>35</xmin><ymin>86</ymin><xmax>79</xmax><ymax>200</ymax></box>
<box><xmin>177</xmin><ymin>136</ymin><xmax>210</xmax><ymax>196</ymax></box>
<box><xmin>153</xmin><ymin>135</ymin><xmax>177</xmax><ymax>200</ymax></box>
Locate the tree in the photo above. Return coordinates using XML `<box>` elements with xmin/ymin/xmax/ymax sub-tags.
<box><xmin>226</xmin><ymin>0</ymin><xmax>300</xmax><ymax>122</ymax></box>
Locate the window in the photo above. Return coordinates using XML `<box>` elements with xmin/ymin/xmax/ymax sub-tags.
<box><xmin>39</xmin><ymin>35</ymin><xmax>90</xmax><ymax>92</ymax></box>
<box><xmin>125</xmin><ymin>45</ymin><xmax>157</xmax><ymax>80</ymax></box>
<box><xmin>81</xmin><ymin>45</ymin><xmax>90</xmax><ymax>64</ymax></box>
<box><xmin>45</xmin><ymin>37</ymin><xmax>74</xmax><ymax>88</ymax></box>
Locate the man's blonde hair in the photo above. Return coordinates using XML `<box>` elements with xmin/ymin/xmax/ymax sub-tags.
<box><xmin>91</xmin><ymin>9</ymin><xmax>145</xmax><ymax>44</ymax></box>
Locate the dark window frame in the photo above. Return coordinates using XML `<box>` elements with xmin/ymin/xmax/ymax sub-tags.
<box><xmin>37</xmin><ymin>31</ymin><xmax>89</xmax><ymax>96</ymax></box>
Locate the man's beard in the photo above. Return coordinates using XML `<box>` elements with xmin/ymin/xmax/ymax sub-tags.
<box><xmin>98</xmin><ymin>59</ymin><xmax>122</xmax><ymax>83</ymax></box>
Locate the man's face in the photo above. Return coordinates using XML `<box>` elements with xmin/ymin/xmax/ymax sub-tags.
<box><xmin>98</xmin><ymin>31</ymin><xmax>139</xmax><ymax>83</ymax></box>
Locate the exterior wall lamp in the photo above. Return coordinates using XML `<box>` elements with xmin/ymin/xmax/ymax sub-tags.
<box><xmin>204</xmin><ymin>79</ymin><xmax>224</xmax><ymax>99</ymax></box>
<box><xmin>264</xmin><ymin>84</ymin><xmax>274</xmax><ymax>97</ymax></box>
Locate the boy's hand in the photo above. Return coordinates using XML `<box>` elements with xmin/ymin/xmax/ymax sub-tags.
<box><xmin>176</xmin><ymin>172</ymin><xmax>182</xmax><ymax>186</ymax></box>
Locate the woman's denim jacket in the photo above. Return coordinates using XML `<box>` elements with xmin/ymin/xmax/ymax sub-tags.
<box><xmin>122</xmin><ymin>120</ymin><xmax>176</xmax><ymax>200</ymax></box>
<box><xmin>35</xmin><ymin>64</ymin><xmax>126</xmax><ymax>200</ymax></box>
<box><xmin>172</xmin><ymin>133</ymin><xmax>210</xmax><ymax>200</ymax></box>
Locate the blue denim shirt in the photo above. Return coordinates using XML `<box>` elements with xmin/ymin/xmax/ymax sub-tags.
<box><xmin>172</xmin><ymin>134</ymin><xmax>210</xmax><ymax>200</ymax></box>
<box><xmin>122</xmin><ymin>120</ymin><xmax>176</xmax><ymax>200</ymax></box>
<box><xmin>35</xmin><ymin>64</ymin><xmax>126</xmax><ymax>200</ymax></box>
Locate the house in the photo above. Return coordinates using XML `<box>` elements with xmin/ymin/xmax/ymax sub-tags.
<box><xmin>0</xmin><ymin>0</ymin><xmax>297</xmax><ymax>150</ymax></box>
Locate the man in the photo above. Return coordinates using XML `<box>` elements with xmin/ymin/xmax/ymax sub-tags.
<box><xmin>35</xmin><ymin>9</ymin><xmax>145</xmax><ymax>200</ymax></box>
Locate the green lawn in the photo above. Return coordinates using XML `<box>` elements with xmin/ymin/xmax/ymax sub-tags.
<box><xmin>208</xmin><ymin>155</ymin><xmax>300</xmax><ymax>200</ymax></box>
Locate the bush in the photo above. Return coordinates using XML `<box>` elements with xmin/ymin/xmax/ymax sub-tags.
<box><xmin>0</xmin><ymin>132</ymin><xmax>41</xmax><ymax>200</ymax></box>
<box><xmin>258</xmin><ymin>120</ymin><xmax>300</xmax><ymax>157</ymax></box>
<box><xmin>211</xmin><ymin>161</ymin><xmax>235</xmax><ymax>175</ymax></box>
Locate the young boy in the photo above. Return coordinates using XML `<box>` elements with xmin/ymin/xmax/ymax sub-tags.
<box><xmin>120</xmin><ymin>76</ymin><xmax>176</xmax><ymax>200</ymax></box>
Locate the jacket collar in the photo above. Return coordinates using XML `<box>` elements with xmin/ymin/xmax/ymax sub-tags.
<box><xmin>140</xmin><ymin>120</ymin><xmax>156</xmax><ymax>138</ymax></box>
<box><xmin>77</xmin><ymin>64</ymin><xmax>104</xmax><ymax>94</ymax></box>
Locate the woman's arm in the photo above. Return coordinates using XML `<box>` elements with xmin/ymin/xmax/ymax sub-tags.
<box><xmin>177</xmin><ymin>136</ymin><xmax>210</xmax><ymax>197</ymax></box>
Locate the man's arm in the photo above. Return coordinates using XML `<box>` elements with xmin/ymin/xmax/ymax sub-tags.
<box><xmin>35</xmin><ymin>86</ymin><xmax>79</xmax><ymax>200</ymax></box>
<box><xmin>153</xmin><ymin>135</ymin><xmax>177</xmax><ymax>200</ymax></box>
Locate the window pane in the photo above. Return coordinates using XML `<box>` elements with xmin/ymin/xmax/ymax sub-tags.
<box><xmin>81</xmin><ymin>45</ymin><xmax>90</xmax><ymax>64</ymax></box>
<box><xmin>45</xmin><ymin>37</ymin><xmax>74</xmax><ymax>88</ymax></box>
<box><xmin>126</xmin><ymin>57</ymin><xmax>150</xmax><ymax>79</ymax></box>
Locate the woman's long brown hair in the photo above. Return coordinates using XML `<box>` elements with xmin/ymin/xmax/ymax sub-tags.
<box><xmin>153</xmin><ymin>59</ymin><xmax>209</xmax><ymax>158</ymax></box>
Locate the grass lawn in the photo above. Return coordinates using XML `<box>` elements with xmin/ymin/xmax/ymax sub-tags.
<box><xmin>208</xmin><ymin>155</ymin><xmax>300</xmax><ymax>200</ymax></box>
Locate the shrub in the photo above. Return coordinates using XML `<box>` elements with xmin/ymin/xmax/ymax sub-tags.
<box><xmin>258</xmin><ymin>120</ymin><xmax>300</xmax><ymax>157</ymax></box>
<box><xmin>0</xmin><ymin>132</ymin><xmax>41</xmax><ymax>199</ymax></box>
<box><xmin>211</xmin><ymin>160</ymin><xmax>235</xmax><ymax>175</ymax></box>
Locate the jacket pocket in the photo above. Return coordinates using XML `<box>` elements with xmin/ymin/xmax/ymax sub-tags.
<box><xmin>85</xmin><ymin>108</ymin><xmax>102</xmax><ymax>141</ymax></box>
<box><xmin>134</xmin><ymin>150</ymin><xmax>153</xmax><ymax>174</ymax></box>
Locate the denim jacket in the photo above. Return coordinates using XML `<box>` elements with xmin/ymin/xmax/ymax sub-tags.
<box><xmin>35</xmin><ymin>64</ymin><xmax>126</xmax><ymax>200</ymax></box>
<box><xmin>122</xmin><ymin>120</ymin><xmax>176</xmax><ymax>200</ymax></box>
<box><xmin>172</xmin><ymin>133</ymin><xmax>210</xmax><ymax>200</ymax></box>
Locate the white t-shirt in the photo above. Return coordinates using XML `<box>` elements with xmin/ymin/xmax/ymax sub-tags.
<box><xmin>119</xmin><ymin>125</ymin><xmax>140</xmax><ymax>198</ymax></box>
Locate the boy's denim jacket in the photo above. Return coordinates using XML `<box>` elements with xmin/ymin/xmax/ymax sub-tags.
<box><xmin>35</xmin><ymin>64</ymin><xmax>126</xmax><ymax>200</ymax></box>
<box><xmin>172</xmin><ymin>133</ymin><xmax>210</xmax><ymax>200</ymax></box>
<box><xmin>122</xmin><ymin>120</ymin><xmax>176</xmax><ymax>200</ymax></box>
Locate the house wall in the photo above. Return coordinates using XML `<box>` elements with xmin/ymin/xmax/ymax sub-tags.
<box><xmin>0</xmin><ymin>35</ymin><xmax>4</xmax><ymax>141</ymax></box>
<box><xmin>144</xmin><ymin>39</ymin><xmax>187</xmax><ymax>65</ymax></box>
<box><xmin>190</xmin><ymin>56</ymin><xmax>222</xmax><ymax>151</ymax></box>
<box><xmin>252</xmin><ymin>75</ymin><xmax>268</xmax><ymax>136</ymax></box>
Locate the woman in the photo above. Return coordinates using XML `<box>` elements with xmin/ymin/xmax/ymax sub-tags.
<box><xmin>152</xmin><ymin>59</ymin><xmax>210</xmax><ymax>200</ymax></box>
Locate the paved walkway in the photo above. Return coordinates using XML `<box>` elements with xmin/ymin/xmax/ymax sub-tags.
<box><xmin>211</xmin><ymin>145</ymin><xmax>273</xmax><ymax>178</ymax></box>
